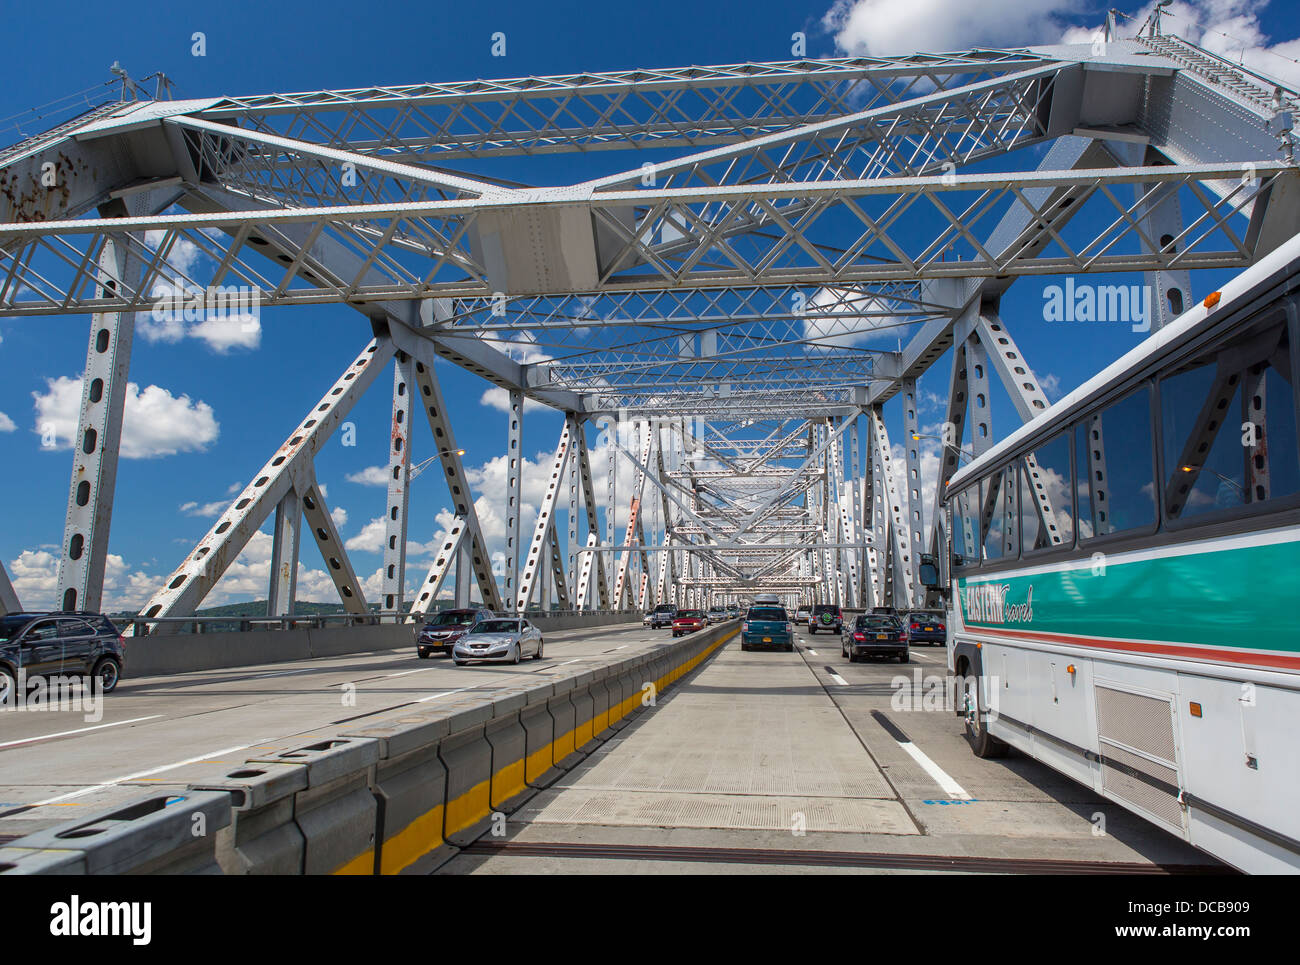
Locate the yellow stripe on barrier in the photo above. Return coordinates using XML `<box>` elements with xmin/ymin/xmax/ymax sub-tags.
<box><xmin>525</xmin><ymin>742</ymin><xmax>553</xmax><ymax>782</ymax></box>
<box><xmin>491</xmin><ymin>758</ymin><xmax>526</xmax><ymax>808</ymax></box>
<box><xmin>444</xmin><ymin>778</ymin><xmax>491</xmax><ymax>837</ymax></box>
<box><xmin>379</xmin><ymin>805</ymin><xmax>445</xmax><ymax>875</ymax></box>
<box><xmin>365</xmin><ymin>629</ymin><xmax>737</xmax><ymax>874</ymax></box>
<box><xmin>333</xmin><ymin>848</ymin><xmax>376</xmax><ymax>875</ymax></box>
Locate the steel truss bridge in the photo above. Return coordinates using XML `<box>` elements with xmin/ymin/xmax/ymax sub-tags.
<box><xmin>0</xmin><ymin>25</ymin><xmax>1297</xmax><ymax>625</ymax></box>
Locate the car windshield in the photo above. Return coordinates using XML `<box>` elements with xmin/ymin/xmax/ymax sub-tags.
<box><xmin>813</xmin><ymin>606</ymin><xmax>838</xmax><ymax>614</ymax></box>
<box><xmin>0</xmin><ymin>616</ymin><xmax>31</xmax><ymax>642</ymax></box>
<box><xmin>748</xmin><ymin>608</ymin><xmax>787</xmax><ymax>621</ymax></box>
<box><xmin>859</xmin><ymin>616</ymin><xmax>899</xmax><ymax>629</ymax></box>
<box><xmin>471</xmin><ymin>620</ymin><xmax>520</xmax><ymax>634</ymax></box>
<box><xmin>677</xmin><ymin>610</ymin><xmax>703</xmax><ymax>619</ymax></box>
<box><xmin>909</xmin><ymin>613</ymin><xmax>942</xmax><ymax>623</ymax></box>
<box><xmin>425</xmin><ymin>611</ymin><xmax>476</xmax><ymax>627</ymax></box>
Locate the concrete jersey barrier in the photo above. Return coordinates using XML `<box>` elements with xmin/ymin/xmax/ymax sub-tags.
<box><xmin>1</xmin><ymin>623</ymin><xmax>738</xmax><ymax>876</ymax></box>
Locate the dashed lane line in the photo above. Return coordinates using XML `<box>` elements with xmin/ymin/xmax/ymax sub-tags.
<box><xmin>0</xmin><ymin>715</ymin><xmax>165</xmax><ymax>750</ymax></box>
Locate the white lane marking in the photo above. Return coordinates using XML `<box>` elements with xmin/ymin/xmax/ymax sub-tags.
<box><xmin>383</xmin><ymin>668</ymin><xmax>434</xmax><ymax>679</ymax></box>
<box><xmin>32</xmin><ymin>739</ymin><xmax>272</xmax><ymax>806</ymax></box>
<box><xmin>806</xmin><ymin>649</ymin><xmax>818</xmax><ymax>656</ymax></box>
<box><xmin>552</xmin><ymin>658</ymin><xmax>583</xmax><ymax>668</ymax></box>
<box><xmin>827</xmin><ymin>670</ymin><xmax>849</xmax><ymax>686</ymax></box>
<box><xmin>417</xmin><ymin>686</ymin><xmax>473</xmax><ymax>703</ymax></box>
<box><xmin>0</xmin><ymin>715</ymin><xmax>164</xmax><ymax>750</ymax></box>
<box><xmin>896</xmin><ymin>739</ymin><xmax>971</xmax><ymax>800</ymax></box>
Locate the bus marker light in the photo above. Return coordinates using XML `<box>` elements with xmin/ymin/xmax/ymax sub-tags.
<box><xmin>1066</xmin><ymin>664</ymin><xmax>1076</xmax><ymax>676</ymax></box>
<box><xmin>1190</xmin><ymin>702</ymin><xmax>1203</xmax><ymax>718</ymax></box>
<box><xmin>1204</xmin><ymin>291</ymin><xmax>1222</xmax><ymax>308</ymax></box>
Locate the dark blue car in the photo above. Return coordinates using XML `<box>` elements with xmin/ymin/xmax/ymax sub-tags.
<box><xmin>903</xmin><ymin>610</ymin><xmax>947</xmax><ymax>646</ymax></box>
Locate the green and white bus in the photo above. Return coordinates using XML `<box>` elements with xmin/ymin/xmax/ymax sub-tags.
<box><xmin>935</xmin><ymin>234</ymin><xmax>1300</xmax><ymax>874</ymax></box>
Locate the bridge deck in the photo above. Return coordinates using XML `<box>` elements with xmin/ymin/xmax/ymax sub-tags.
<box><xmin>439</xmin><ymin>627</ymin><xmax>1219</xmax><ymax>874</ymax></box>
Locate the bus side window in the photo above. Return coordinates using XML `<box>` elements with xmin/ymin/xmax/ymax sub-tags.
<box><xmin>951</xmin><ymin>485</ymin><xmax>980</xmax><ymax>566</ymax></box>
<box><xmin>1160</xmin><ymin>319</ymin><xmax>1298</xmax><ymax>519</ymax></box>
<box><xmin>982</xmin><ymin>465</ymin><xmax>1018</xmax><ymax>560</ymax></box>
<box><xmin>1021</xmin><ymin>432</ymin><xmax>1073</xmax><ymax>552</ymax></box>
<box><xmin>1078</xmin><ymin>385</ymin><xmax>1156</xmax><ymax>539</ymax></box>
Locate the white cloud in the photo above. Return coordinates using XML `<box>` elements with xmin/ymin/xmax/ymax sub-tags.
<box><xmin>189</xmin><ymin>315</ymin><xmax>262</xmax><ymax>353</ymax></box>
<box><xmin>179</xmin><ymin>499</ymin><xmax>229</xmax><ymax>518</ymax></box>
<box><xmin>7</xmin><ymin>549</ymin><xmax>156</xmax><ymax>612</ymax></box>
<box><xmin>345</xmin><ymin>465</ymin><xmax>391</xmax><ymax>487</ymax></box>
<box><xmin>344</xmin><ymin>515</ymin><xmax>388</xmax><ymax>553</ymax></box>
<box><xmin>823</xmin><ymin>0</ymin><xmax>1076</xmax><ymax>57</ymax></box>
<box><xmin>480</xmin><ymin>386</ymin><xmax>546</xmax><ymax>414</ymax></box>
<box><xmin>801</xmin><ymin>287</ymin><xmax>915</xmax><ymax>350</ymax></box>
<box><xmin>823</xmin><ymin>0</ymin><xmax>1300</xmax><ymax>89</ymax></box>
<box><xmin>331</xmin><ymin>506</ymin><xmax>348</xmax><ymax>529</ymax></box>
<box><xmin>0</xmin><ymin>411</ymin><xmax>15</xmax><ymax>432</ymax></box>
<box><xmin>33</xmin><ymin>376</ymin><xmax>219</xmax><ymax>459</ymax></box>
<box><xmin>1040</xmin><ymin>372</ymin><xmax>1063</xmax><ymax>400</ymax></box>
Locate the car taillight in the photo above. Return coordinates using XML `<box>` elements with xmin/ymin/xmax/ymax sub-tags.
<box><xmin>853</xmin><ymin>633</ymin><xmax>865</xmax><ymax>641</ymax></box>
<box><xmin>911</xmin><ymin>623</ymin><xmax>921</xmax><ymax>630</ymax></box>
<box><xmin>118</xmin><ymin>634</ymin><xmax>126</xmax><ymax>651</ymax></box>
<box><xmin>741</xmin><ymin>622</ymin><xmax>749</xmax><ymax>632</ymax></box>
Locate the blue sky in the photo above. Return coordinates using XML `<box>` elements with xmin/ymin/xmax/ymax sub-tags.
<box><xmin>2</xmin><ymin>0</ymin><xmax>1299</xmax><ymax>610</ymax></box>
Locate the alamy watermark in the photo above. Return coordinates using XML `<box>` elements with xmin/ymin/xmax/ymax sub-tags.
<box><xmin>1</xmin><ymin>670</ymin><xmax>104</xmax><ymax>721</ymax></box>
<box><xmin>1043</xmin><ymin>277</ymin><xmax>1152</xmax><ymax>333</ymax></box>
<box><xmin>151</xmin><ymin>277</ymin><xmax>260</xmax><ymax>331</ymax></box>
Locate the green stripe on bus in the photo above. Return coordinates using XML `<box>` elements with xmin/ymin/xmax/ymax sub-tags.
<box><xmin>957</xmin><ymin>537</ymin><xmax>1300</xmax><ymax>654</ymax></box>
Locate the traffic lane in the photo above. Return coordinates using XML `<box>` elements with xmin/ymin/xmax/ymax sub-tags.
<box><xmin>0</xmin><ymin>622</ymin><xmax>657</xmax><ymax>790</ymax></box>
<box><xmin>800</xmin><ymin>628</ymin><xmax>1217</xmax><ymax>866</ymax></box>
<box><xmin>0</xmin><ymin>621</ymin><xmax>652</xmax><ymax>745</ymax></box>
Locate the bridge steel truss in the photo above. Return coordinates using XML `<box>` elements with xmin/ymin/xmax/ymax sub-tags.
<box><xmin>1</xmin><ymin>32</ymin><xmax>1297</xmax><ymax>621</ymax></box>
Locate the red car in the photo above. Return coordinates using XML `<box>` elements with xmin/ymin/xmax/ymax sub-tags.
<box><xmin>671</xmin><ymin>609</ymin><xmax>705</xmax><ymax>637</ymax></box>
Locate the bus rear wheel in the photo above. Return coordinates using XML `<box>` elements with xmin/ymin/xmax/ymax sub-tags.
<box><xmin>963</xmin><ymin>673</ymin><xmax>1008</xmax><ymax>759</ymax></box>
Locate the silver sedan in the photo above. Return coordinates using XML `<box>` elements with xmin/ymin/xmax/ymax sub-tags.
<box><xmin>452</xmin><ymin>618</ymin><xmax>544</xmax><ymax>665</ymax></box>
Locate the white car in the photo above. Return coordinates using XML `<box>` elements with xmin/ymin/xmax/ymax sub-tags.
<box><xmin>643</xmin><ymin>611</ymin><xmax>654</xmax><ymax>627</ymax></box>
<box><xmin>794</xmin><ymin>608</ymin><xmax>810</xmax><ymax>624</ymax></box>
<box><xmin>453</xmin><ymin>618</ymin><xmax>544</xmax><ymax>665</ymax></box>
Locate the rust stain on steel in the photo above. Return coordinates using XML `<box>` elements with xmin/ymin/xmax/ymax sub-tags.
<box><xmin>0</xmin><ymin>152</ymin><xmax>87</xmax><ymax>222</ymax></box>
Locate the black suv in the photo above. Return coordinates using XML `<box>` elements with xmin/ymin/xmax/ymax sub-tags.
<box><xmin>650</xmin><ymin>604</ymin><xmax>677</xmax><ymax>628</ymax></box>
<box><xmin>808</xmin><ymin>603</ymin><xmax>843</xmax><ymax>635</ymax></box>
<box><xmin>0</xmin><ymin>611</ymin><xmax>126</xmax><ymax>700</ymax></box>
<box><xmin>417</xmin><ymin>608</ymin><xmax>495</xmax><ymax>657</ymax></box>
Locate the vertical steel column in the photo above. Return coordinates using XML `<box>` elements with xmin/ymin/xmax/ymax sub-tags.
<box><xmin>504</xmin><ymin>389</ymin><xmax>523</xmax><ymax>611</ymax></box>
<box><xmin>267</xmin><ymin>488</ymin><xmax>302</xmax><ymax>616</ymax></box>
<box><xmin>566</xmin><ymin>414</ymin><xmax>580</xmax><ymax>594</ymax></box>
<box><xmin>55</xmin><ymin>211</ymin><xmax>139</xmax><ymax>613</ymax></box>
<box><xmin>382</xmin><ymin>354</ymin><xmax>414</xmax><ymax>612</ymax></box>
<box><xmin>454</xmin><ymin>538</ymin><xmax>471</xmax><ymax>607</ymax></box>
<box><xmin>1114</xmin><ymin>142</ymin><xmax>1193</xmax><ymax>331</ymax></box>
<box><xmin>515</xmin><ymin>420</ymin><xmax>572</xmax><ymax>611</ymax></box>
<box><xmin>900</xmin><ymin>377</ymin><xmax>925</xmax><ymax>604</ymax></box>
<box><xmin>966</xmin><ymin>334</ymin><xmax>994</xmax><ymax>461</ymax></box>
<box><xmin>0</xmin><ymin>561</ymin><xmax>20</xmax><ymax>616</ymax></box>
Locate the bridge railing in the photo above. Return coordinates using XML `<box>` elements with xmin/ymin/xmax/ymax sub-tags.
<box><xmin>121</xmin><ymin>609</ymin><xmax>638</xmax><ymax>635</ymax></box>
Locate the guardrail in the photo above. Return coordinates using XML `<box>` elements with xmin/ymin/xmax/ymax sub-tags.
<box><xmin>0</xmin><ymin>621</ymin><xmax>738</xmax><ymax>875</ymax></box>
<box><xmin>121</xmin><ymin>609</ymin><xmax>637</xmax><ymax>635</ymax></box>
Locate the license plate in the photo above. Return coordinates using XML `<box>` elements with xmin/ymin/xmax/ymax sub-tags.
<box><xmin>762</xmin><ymin>637</ymin><xmax>772</xmax><ymax>642</ymax></box>
<box><xmin>876</xmin><ymin>633</ymin><xmax>888</xmax><ymax>640</ymax></box>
